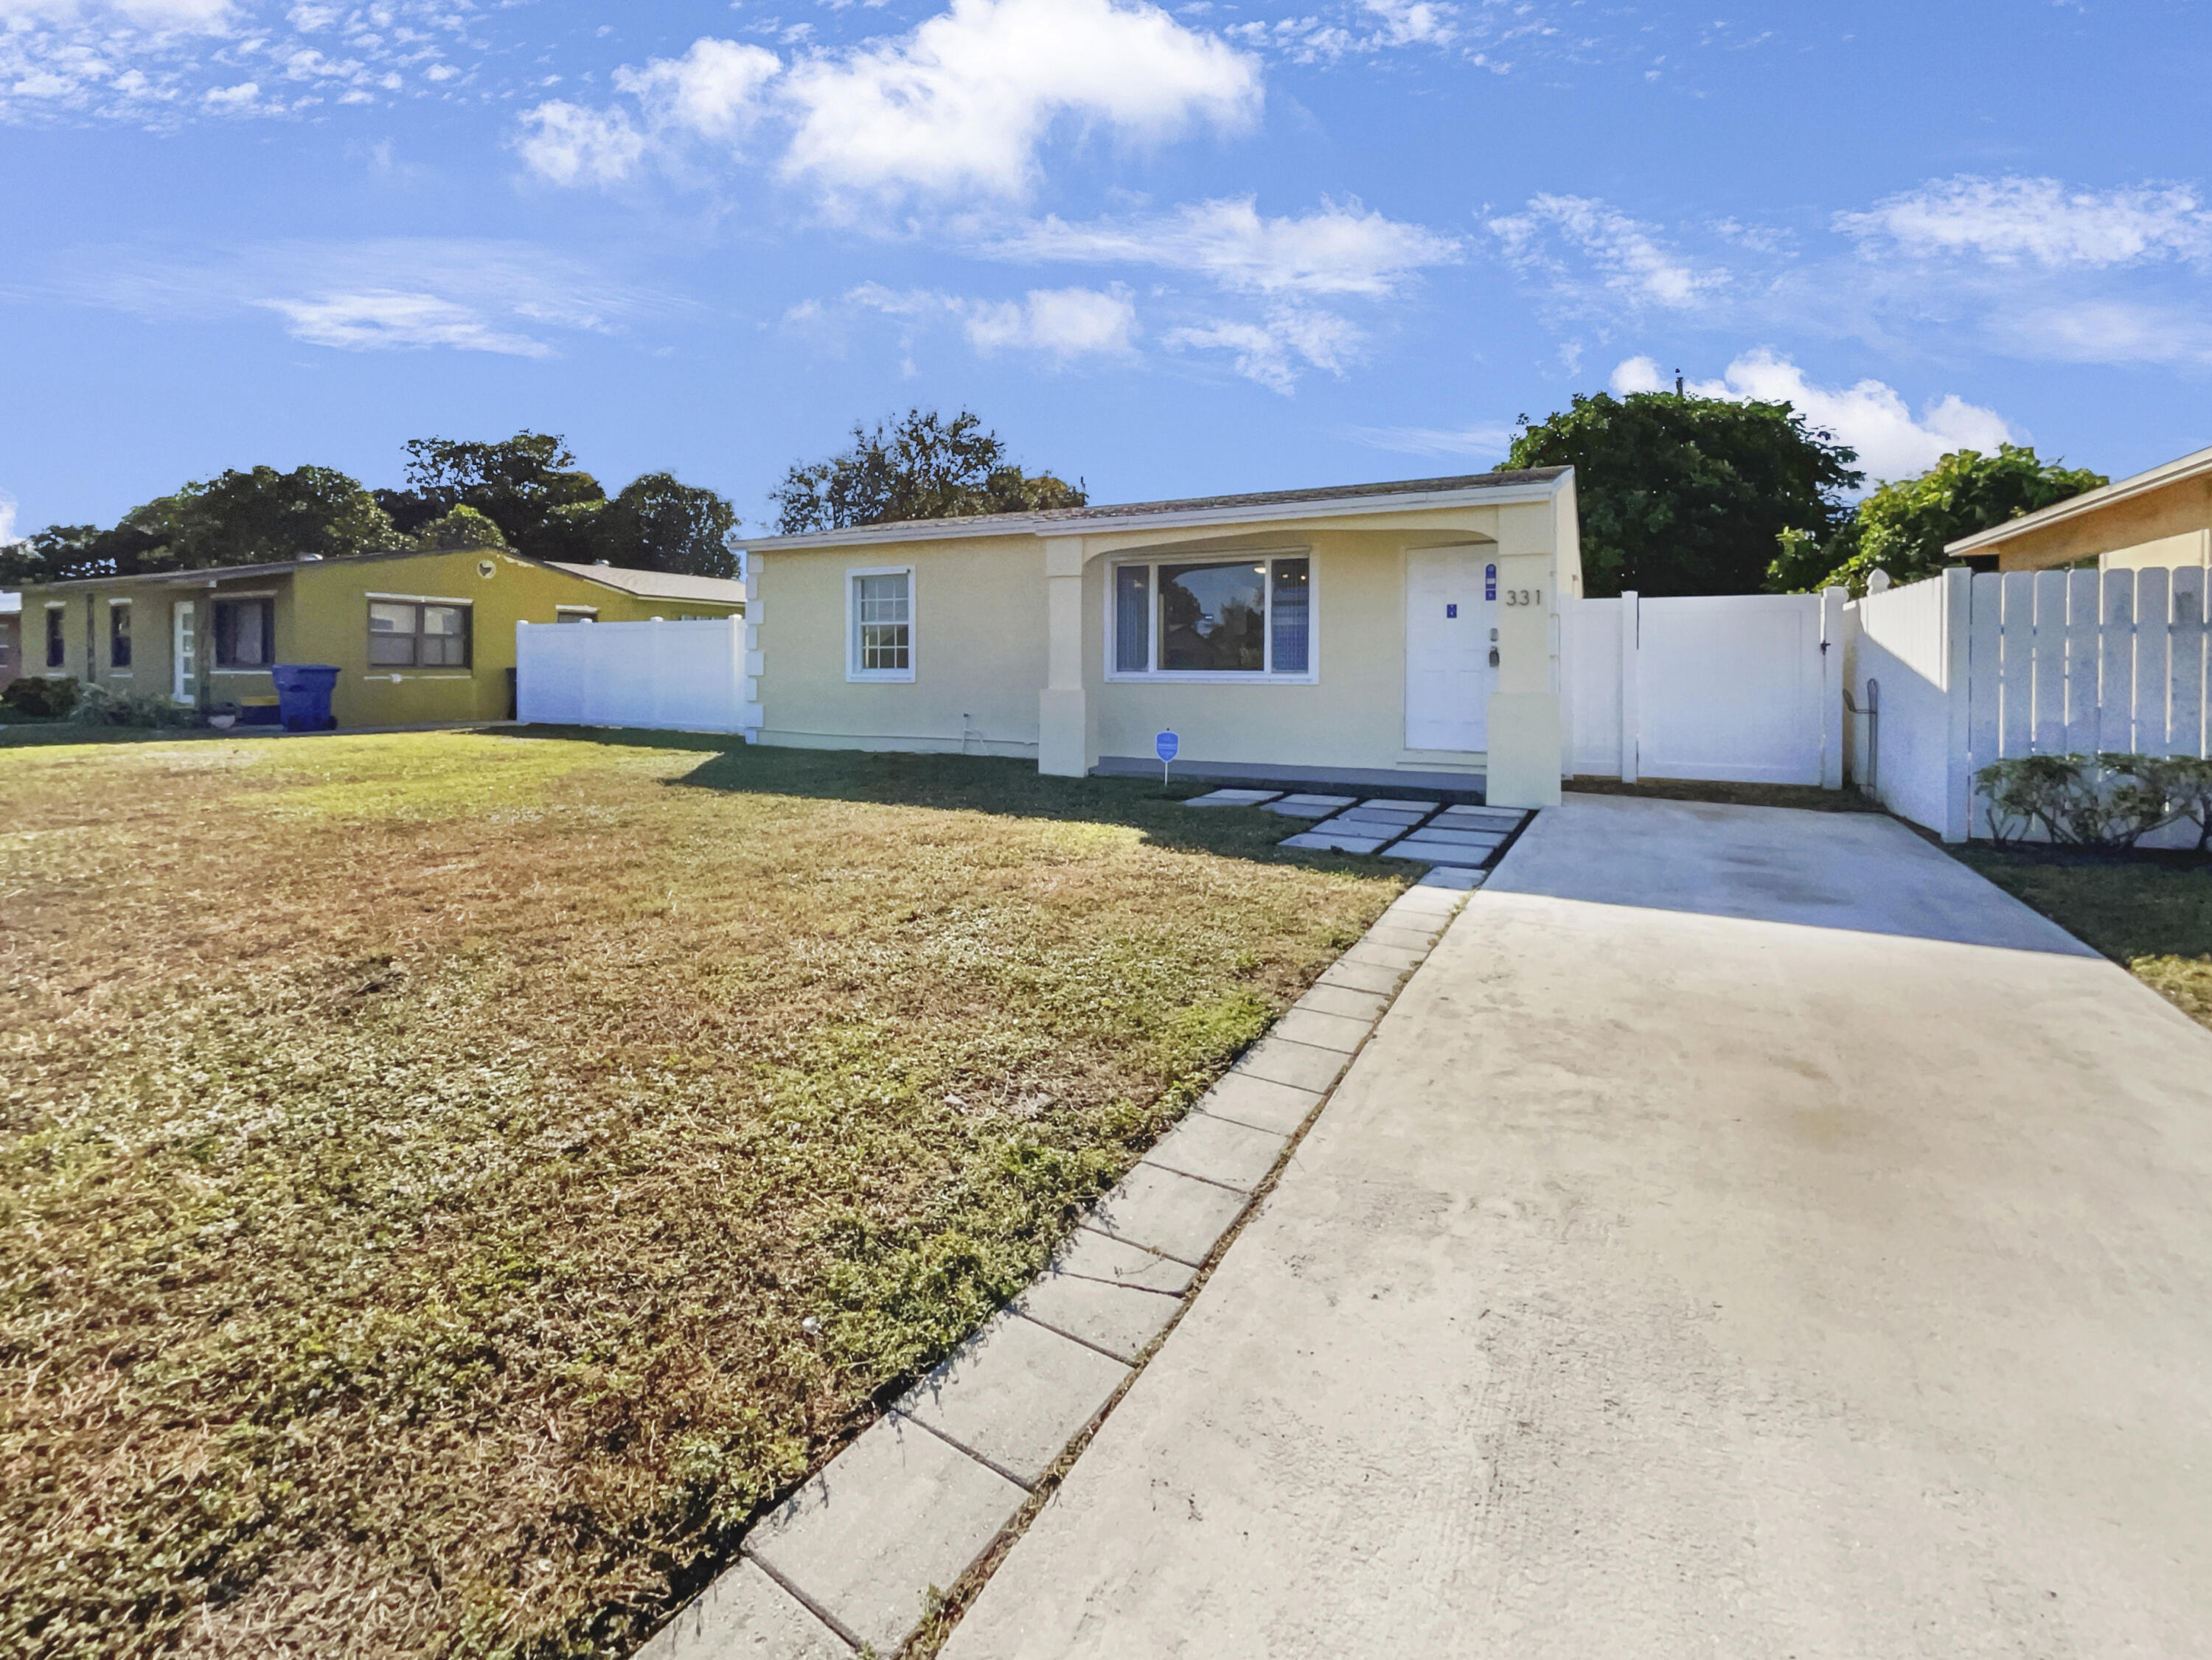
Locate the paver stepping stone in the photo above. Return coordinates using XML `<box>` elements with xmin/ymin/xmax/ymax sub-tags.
<box><xmin>1393</xmin><ymin>826</ymin><xmax>1506</xmax><ymax>848</ymax></box>
<box><xmin>1014</xmin><ymin>1273</ymin><xmax>1182</xmax><ymax>1365</ymax></box>
<box><xmin>1279</xmin><ymin>829</ymin><xmax>1390</xmax><ymax>854</ymax></box>
<box><xmin>635</xmin><ymin>1558</ymin><xmax>846</xmax><ymax>1660</ymax></box>
<box><xmin>1340</xmin><ymin>939</ymin><xmax>1428</xmax><ymax>974</ymax></box>
<box><xmin>1415</xmin><ymin>865</ymin><xmax>1486</xmax><ymax>890</ymax></box>
<box><xmin>1143</xmin><ymin>1112</ymin><xmax>1290</xmax><ymax>1190</ymax></box>
<box><xmin>1086</xmin><ymin>1164</ymin><xmax>1251</xmax><ymax>1266</ymax></box>
<box><xmin>897</xmin><ymin>1314</ymin><xmax>1130</xmax><ymax>1487</ymax></box>
<box><xmin>1046</xmin><ymin>1227</ymin><xmax>1194</xmax><ymax>1295</ymax></box>
<box><xmin>1183</xmin><ymin>788</ymin><xmax>1282</xmax><ymax>806</ymax></box>
<box><xmin>1293</xmin><ymin>983</ymin><xmax>1391</xmax><ymax>1023</ymax></box>
<box><xmin>1199</xmin><ymin>1071</ymin><xmax>1325</xmax><ymax>1136</ymax></box>
<box><xmin>1361</xmin><ymin>923</ymin><xmax>1448</xmax><ymax>952</ymax></box>
<box><xmin>1235</xmin><ymin>1035</ymin><xmax>1351</xmax><ymax>1094</ymax></box>
<box><xmin>1437</xmin><ymin>806</ymin><xmax>1523</xmax><ymax>829</ymax></box>
<box><xmin>1385</xmin><ymin>885</ymin><xmax>1464</xmax><ymax>921</ymax></box>
<box><xmin>1264</xmin><ymin>793</ymin><xmax>1358</xmax><ymax>817</ymax></box>
<box><xmin>1357</xmin><ymin>798</ymin><xmax>1440</xmax><ymax>812</ymax></box>
<box><xmin>745</xmin><ymin>1414</ymin><xmax>1024</xmax><ymax>1656</ymax></box>
<box><xmin>1269</xmin><ymin>1005</ymin><xmax>1375</xmax><ymax>1054</ymax></box>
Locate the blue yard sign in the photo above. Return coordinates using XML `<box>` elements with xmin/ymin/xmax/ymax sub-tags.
<box><xmin>1155</xmin><ymin>728</ymin><xmax>1179</xmax><ymax>783</ymax></box>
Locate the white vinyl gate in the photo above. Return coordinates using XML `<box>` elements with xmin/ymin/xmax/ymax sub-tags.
<box><xmin>515</xmin><ymin>617</ymin><xmax>750</xmax><ymax>733</ymax></box>
<box><xmin>1567</xmin><ymin>590</ymin><xmax>1844</xmax><ymax>787</ymax></box>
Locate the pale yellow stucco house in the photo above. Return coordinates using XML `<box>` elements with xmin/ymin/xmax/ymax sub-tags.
<box><xmin>1946</xmin><ymin>442</ymin><xmax>2212</xmax><ymax>573</ymax></box>
<box><xmin>735</xmin><ymin>469</ymin><xmax>1582</xmax><ymax>809</ymax></box>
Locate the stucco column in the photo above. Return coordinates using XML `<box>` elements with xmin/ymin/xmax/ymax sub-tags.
<box><xmin>1037</xmin><ymin>535</ymin><xmax>1088</xmax><ymax>777</ymax></box>
<box><xmin>1484</xmin><ymin>503</ymin><xmax>1565</xmax><ymax>808</ymax></box>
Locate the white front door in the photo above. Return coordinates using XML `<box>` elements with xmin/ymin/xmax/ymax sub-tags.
<box><xmin>1405</xmin><ymin>548</ymin><xmax>1494</xmax><ymax>751</ymax></box>
<box><xmin>173</xmin><ymin>601</ymin><xmax>196</xmax><ymax>704</ymax></box>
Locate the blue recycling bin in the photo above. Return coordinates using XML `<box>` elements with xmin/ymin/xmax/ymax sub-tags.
<box><xmin>271</xmin><ymin>663</ymin><xmax>340</xmax><ymax>732</ymax></box>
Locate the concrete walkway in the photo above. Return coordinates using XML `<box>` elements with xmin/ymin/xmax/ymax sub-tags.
<box><xmin>942</xmin><ymin>795</ymin><xmax>2212</xmax><ymax>1659</ymax></box>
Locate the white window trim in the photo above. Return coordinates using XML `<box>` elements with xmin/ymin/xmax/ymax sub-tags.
<box><xmin>366</xmin><ymin>590</ymin><xmax>473</xmax><ymax>606</ymax></box>
<box><xmin>1104</xmin><ymin>550</ymin><xmax>1319</xmax><ymax>685</ymax></box>
<box><xmin>106</xmin><ymin>596</ymin><xmax>133</xmax><ymax>606</ymax></box>
<box><xmin>554</xmin><ymin>605</ymin><xmax>599</xmax><ymax>621</ymax></box>
<box><xmin>846</xmin><ymin>565</ymin><xmax>917</xmax><ymax>683</ymax></box>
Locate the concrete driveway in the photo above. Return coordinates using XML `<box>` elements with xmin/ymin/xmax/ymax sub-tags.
<box><xmin>942</xmin><ymin>794</ymin><xmax>2212</xmax><ymax>1659</ymax></box>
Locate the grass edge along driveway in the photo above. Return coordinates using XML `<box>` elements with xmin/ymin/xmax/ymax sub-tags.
<box><xmin>0</xmin><ymin>730</ymin><xmax>1403</xmax><ymax>1660</ymax></box>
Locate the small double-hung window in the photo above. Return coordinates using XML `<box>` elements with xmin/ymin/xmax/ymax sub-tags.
<box><xmin>849</xmin><ymin>568</ymin><xmax>914</xmax><ymax>681</ymax></box>
<box><xmin>368</xmin><ymin>601</ymin><xmax>472</xmax><ymax>669</ymax></box>
<box><xmin>1111</xmin><ymin>556</ymin><xmax>1313</xmax><ymax>680</ymax></box>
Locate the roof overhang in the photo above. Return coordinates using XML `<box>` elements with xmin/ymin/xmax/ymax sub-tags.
<box><xmin>738</xmin><ymin>472</ymin><xmax>1572</xmax><ymax>554</ymax></box>
<box><xmin>1945</xmin><ymin>442</ymin><xmax>2212</xmax><ymax>557</ymax></box>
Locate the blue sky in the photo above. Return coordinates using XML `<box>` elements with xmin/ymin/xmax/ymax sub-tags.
<box><xmin>2</xmin><ymin>0</ymin><xmax>2208</xmax><ymax>540</ymax></box>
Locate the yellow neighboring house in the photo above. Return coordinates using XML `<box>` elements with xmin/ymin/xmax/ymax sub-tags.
<box><xmin>1947</xmin><ymin>442</ymin><xmax>2212</xmax><ymax>573</ymax></box>
<box><xmin>21</xmin><ymin>546</ymin><xmax>744</xmax><ymax>727</ymax></box>
<box><xmin>734</xmin><ymin>469</ymin><xmax>1582</xmax><ymax>808</ymax></box>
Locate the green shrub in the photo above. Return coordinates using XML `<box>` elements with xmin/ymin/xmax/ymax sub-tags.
<box><xmin>67</xmin><ymin>683</ymin><xmax>201</xmax><ymax>729</ymax></box>
<box><xmin>1975</xmin><ymin>752</ymin><xmax>2186</xmax><ymax>850</ymax></box>
<box><xmin>2</xmin><ymin>675</ymin><xmax>80</xmax><ymax>718</ymax></box>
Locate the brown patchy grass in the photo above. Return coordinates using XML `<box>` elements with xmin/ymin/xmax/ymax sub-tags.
<box><xmin>1952</xmin><ymin>843</ymin><xmax>2212</xmax><ymax>1030</ymax></box>
<box><xmin>0</xmin><ymin>730</ymin><xmax>1401</xmax><ymax>1659</ymax></box>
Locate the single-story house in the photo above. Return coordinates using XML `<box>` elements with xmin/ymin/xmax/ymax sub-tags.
<box><xmin>1947</xmin><ymin>442</ymin><xmax>2212</xmax><ymax>573</ymax></box>
<box><xmin>20</xmin><ymin>547</ymin><xmax>744</xmax><ymax>727</ymax></box>
<box><xmin>734</xmin><ymin>468</ymin><xmax>1582</xmax><ymax>808</ymax></box>
<box><xmin>0</xmin><ymin>591</ymin><xmax>18</xmax><ymax>693</ymax></box>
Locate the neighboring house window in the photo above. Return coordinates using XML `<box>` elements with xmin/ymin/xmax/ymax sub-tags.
<box><xmin>554</xmin><ymin>607</ymin><xmax>597</xmax><ymax>623</ymax></box>
<box><xmin>108</xmin><ymin>601</ymin><xmax>132</xmax><ymax>669</ymax></box>
<box><xmin>215</xmin><ymin>599</ymin><xmax>275</xmax><ymax>669</ymax></box>
<box><xmin>1110</xmin><ymin>556</ymin><xmax>1313</xmax><ymax>680</ymax></box>
<box><xmin>368</xmin><ymin>601</ymin><xmax>472</xmax><ymax>668</ymax></box>
<box><xmin>849</xmin><ymin>568</ymin><xmax>914</xmax><ymax>680</ymax></box>
<box><xmin>46</xmin><ymin>606</ymin><xmax>66</xmax><ymax>669</ymax></box>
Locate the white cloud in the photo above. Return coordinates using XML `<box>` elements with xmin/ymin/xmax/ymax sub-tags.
<box><xmin>0</xmin><ymin>0</ymin><xmax>234</xmax><ymax>27</ymax></box>
<box><xmin>0</xmin><ymin>488</ymin><xmax>18</xmax><ymax>546</ymax></box>
<box><xmin>961</xmin><ymin>284</ymin><xmax>1138</xmax><ymax>358</ymax></box>
<box><xmin>1995</xmin><ymin>301</ymin><xmax>2212</xmax><ymax>368</ymax></box>
<box><xmin>1165</xmin><ymin>305</ymin><xmax>1361</xmax><ymax>393</ymax></box>
<box><xmin>515</xmin><ymin>100</ymin><xmax>648</xmax><ymax>187</ymax></box>
<box><xmin>1838</xmin><ymin>175</ymin><xmax>2212</xmax><ymax>268</ymax></box>
<box><xmin>255</xmin><ymin>292</ymin><xmax>555</xmax><ymax>357</ymax></box>
<box><xmin>987</xmin><ymin>196</ymin><xmax>1459</xmax><ymax>296</ymax></box>
<box><xmin>1344</xmin><ymin>422</ymin><xmax>1515</xmax><ymax>459</ymax></box>
<box><xmin>848</xmin><ymin>280</ymin><xmax>1138</xmax><ymax>362</ymax></box>
<box><xmin>1489</xmin><ymin>194</ymin><xmax>1722</xmax><ymax>309</ymax></box>
<box><xmin>1611</xmin><ymin>349</ymin><xmax>2015</xmax><ymax>484</ymax></box>
<box><xmin>1359</xmin><ymin>0</ymin><xmax>1455</xmax><ymax>46</ymax></box>
<box><xmin>781</xmin><ymin>0</ymin><xmax>1257</xmax><ymax>200</ymax></box>
<box><xmin>517</xmin><ymin>0</ymin><xmax>1258</xmax><ymax>200</ymax></box>
<box><xmin>612</xmin><ymin>36</ymin><xmax>780</xmax><ymax>145</ymax></box>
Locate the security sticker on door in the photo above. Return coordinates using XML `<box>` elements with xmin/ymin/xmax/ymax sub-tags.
<box><xmin>1445</xmin><ymin>603</ymin><xmax>1458</xmax><ymax>618</ymax></box>
<box><xmin>1484</xmin><ymin>563</ymin><xmax>1497</xmax><ymax>601</ymax></box>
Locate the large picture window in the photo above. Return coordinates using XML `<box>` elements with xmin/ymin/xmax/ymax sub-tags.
<box><xmin>1109</xmin><ymin>556</ymin><xmax>1312</xmax><ymax>680</ymax></box>
<box><xmin>369</xmin><ymin>601</ymin><xmax>471</xmax><ymax>669</ymax></box>
<box><xmin>45</xmin><ymin>605</ymin><xmax>66</xmax><ymax>669</ymax></box>
<box><xmin>848</xmin><ymin>568</ymin><xmax>914</xmax><ymax>680</ymax></box>
<box><xmin>108</xmin><ymin>601</ymin><xmax>132</xmax><ymax>669</ymax></box>
<box><xmin>215</xmin><ymin>599</ymin><xmax>274</xmax><ymax>669</ymax></box>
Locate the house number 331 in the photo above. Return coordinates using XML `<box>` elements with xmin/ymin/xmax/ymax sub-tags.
<box><xmin>1503</xmin><ymin>587</ymin><xmax>1543</xmax><ymax>607</ymax></box>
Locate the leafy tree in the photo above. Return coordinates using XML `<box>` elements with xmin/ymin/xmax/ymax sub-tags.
<box><xmin>0</xmin><ymin>465</ymin><xmax>401</xmax><ymax>584</ymax></box>
<box><xmin>586</xmin><ymin>472</ymin><xmax>739</xmax><ymax>579</ymax></box>
<box><xmin>1768</xmin><ymin>444</ymin><xmax>2107</xmax><ymax>595</ymax></box>
<box><xmin>382</xmin><ymin>432</ymin><xmax>607</xmax><ymax>561</ymax></box>
<box><xmin>1507</xmin><ymin>391</ymin><xmax>1863</xmax><ymax>596</ymax></box>
<box><xmin>414</xmin><ymin>504</ymin><xmax>509</xmax><ymax>552</ymax></box>
<box><xmin>771</xmin><ymin>409</ymin><xmax>1086</xmax><ymax>536</ymax></box>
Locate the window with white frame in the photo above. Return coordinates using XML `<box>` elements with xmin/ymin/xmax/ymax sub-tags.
<box><xmin>1110</xmin><ymin>555</ymin><xmax>1312</xmax><ymax>679</ymax></box>
<box><xmin>849</xmin><ymin>568</ymin><xmax>914</xmax><ymax>680</ymax></box>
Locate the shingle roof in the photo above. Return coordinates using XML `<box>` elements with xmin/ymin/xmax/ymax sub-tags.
<box><xmin>741</xmin><ymin>467</ymin><xmax>1571</xmax><ymax>548</ymax></box>
<box><xmin>546</xmin><ymin>563</ymin><xmax>746</xmax><ymax>604</ymax></box>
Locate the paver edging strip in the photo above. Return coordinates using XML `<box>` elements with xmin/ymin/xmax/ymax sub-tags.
<box><xmin>639</xmin><ymin>868</ymin><xmax>1492</xmax><ymax>1660</ymax></box>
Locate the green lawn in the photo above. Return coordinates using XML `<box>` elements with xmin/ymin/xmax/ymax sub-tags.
<box><xmin>0</xmin><ymin>731</ymin><xmax>1402</xmax><ymax>1659</ymax></box>
<box><xmin>1954</xmin><ymin>843</ymin><xmax>2212</xmax><ymax>1030</ymax></box>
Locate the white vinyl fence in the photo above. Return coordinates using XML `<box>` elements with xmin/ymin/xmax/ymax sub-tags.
<box><xmin>1567</xmin><ymin>590</ymin><xmax>1845</xmax><ymax>787</ymax></box>
<box><xmin>1847</xmin><ymin>565</ymin><xmax>2211</xmax><ymax>841</ymax></box>
<box><xmin>515</xmin><ymin>617</ymin><xmax>754</xmax><ymax>733</ymax></box>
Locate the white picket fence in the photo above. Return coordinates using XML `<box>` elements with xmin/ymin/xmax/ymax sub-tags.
<box><xmin>1848</xmin><ymin>565</ymin><xmax>2211</xmax><ymax>841</ymax></box>
<box><xmin>1567</xmin><ymin>590</ymin><xmax>1845</xmax><ymax>787</ymax></box>
<box><xmin>515</xmin><ymin>617</ymin><xmax>752</xmax><ymax>733</ymax></box>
